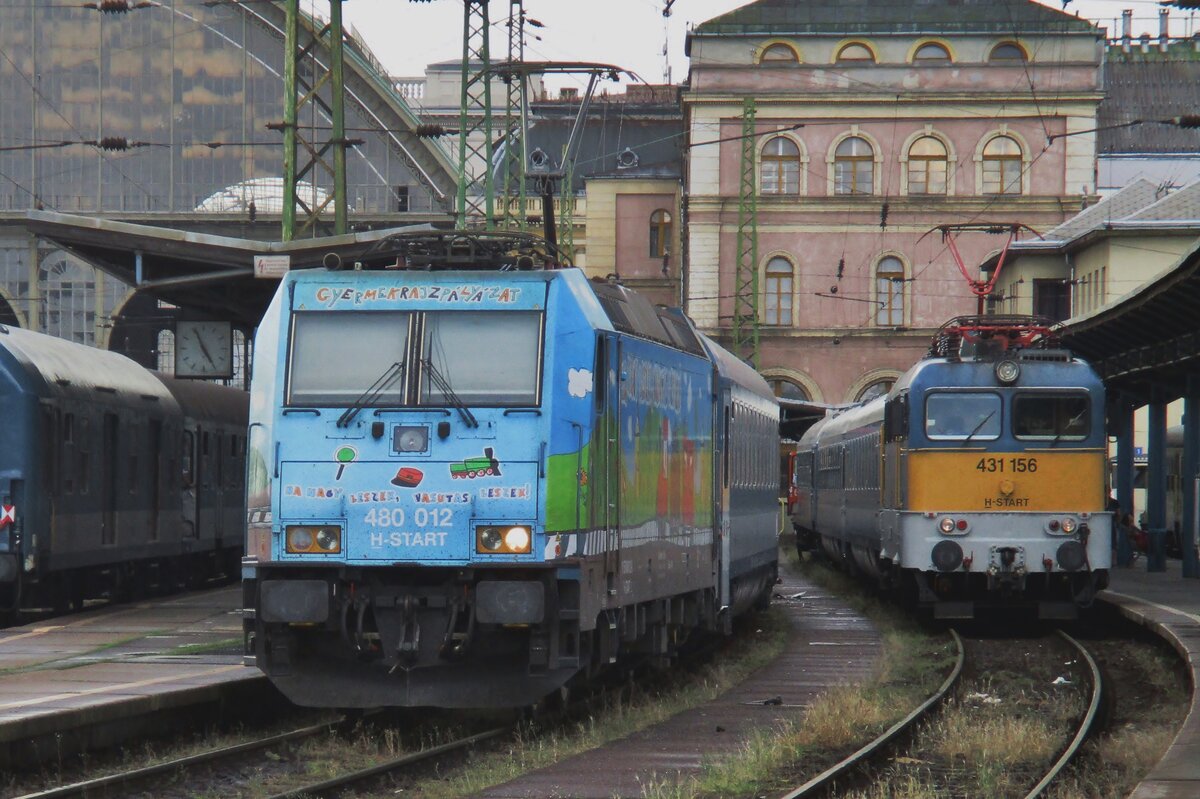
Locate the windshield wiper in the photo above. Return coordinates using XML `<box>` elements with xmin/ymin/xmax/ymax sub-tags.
<box><xmin>1050</xmin><ymin>409</ymin><xmax>1088</xmax><ymax>448</ymax></box>
<box><xmin>961</xmin><ymin>410</ymin><xmax>996</xmax><ymax>446</ymax></box>
<box><xmin>421</xmin><ymin>357</ymin><xmax>478</xmax><ymax>428</ymax></box>
<box><xmin>337</xmin><ymin>361</ymin><xmax>406</xmax><ymax>428</ymax></box>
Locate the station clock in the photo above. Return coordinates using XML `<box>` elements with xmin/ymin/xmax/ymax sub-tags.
<box><xmin>175</xmin><ymin>320</ymin><xmax>233</xmax><ymax>379</ymax></box>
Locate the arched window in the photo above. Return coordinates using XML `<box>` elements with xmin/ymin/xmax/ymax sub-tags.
<box><xmin>857</xmin><ymin>378</ymin><xmax>894</xmax><ymax>402</ymax></box>
<box><xmin>761</xmin><ymin>136</ymin><xmax>801</xmax><ymax>195</ymax></box>
<box><xmin>230</xmin><ymin>328</ymin><xmax>249</xmax><ymax>389</ymax></box>
<box><xmin>760</xmin><ymin>43</ymin><xmax>798</xmax><ymax>63</ymax></box>
<box><xmin>157</xmin><ymin>329</ymin><xmax>176</xmax><ymax>374</ymax></box>
<box><xmin>836</xmin><ymin>43</ymin><xmax>875</xmax><ymax>63</ymax></box>
<box><xmin>982</xmin><ymin>135</ymin><xmax>1023</xmax><ymax>194</ymax></box>
<box><xmin>989</xmin><ymin>42</ymin><xmax>1027</xmax><ymax>61</ymax></box>
<box><xmin>649</xmin><ymin>209</ymin><xmax>672</xmax><ymax>257</ymax></box>
<box><xmin>834</xmin><ymin>136</ymin><xmax>874</xmax><ymax>195</ymax></box>
<box><xmin>913</xmin><ymin>42</ymin><xmax>951</xmax><ymax>62</ymax></box>
<box><xmin>767</xmin><ymin>377</ymin><xmax>810</xmax><ymax>402</ymax></box>
<box><xmin>764</xmin><ymin>257</ymin><xmax>794</xmax><ymax>327</ymax></box>
<box><xmin>39</xmin><ymin>255</ymin><xmax>96</xmax><ymax>345</ymax></box>
<box><xmin>875</xmin><ymin>256</ymin><xmax>905</xmax><ymax>326</ymax></box>
<box><xmin>908</xmin><ymin>136</ymin><xmax>947</xmax><ymax>195</ymax></box>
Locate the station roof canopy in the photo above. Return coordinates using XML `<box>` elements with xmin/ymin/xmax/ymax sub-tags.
<box><xmin>25</xmin><ymin>211</ymin><xmax>435</xmax><ymax>327</ymax></box>
<box><xmin>1058</xmin><ymin>239</ymin><xmax>1200</xmax><ymax>406</ymax></box>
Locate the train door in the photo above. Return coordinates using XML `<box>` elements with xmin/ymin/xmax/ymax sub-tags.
<box><xmin>214</xmin><ymin>432</ymin><xmax>224</xmax><ymax>543</ymax></box>
<box><xmin>599</xmin><ymin>334</ymin><xmax>620</xmax><ymax>596</ymax></box>
<box><xmin>181</xmin><ymin>428</ymin><xmax>197</xmax><ymax>538</ymax></box>
<box><xmin>40</xmin><ymin>405</ymin><xmax>57</xmax><ymax>550</ymax></box>
<box><xmin>102</xmin><ymin>413</ymin><xmax>118</xmax><ymax>546</ymax></box>
<box><xmin>149</xmin><ymin>420</ymin><xmax>162</xmax><ymax>542</ymax></box>
<box><xmin>718</xmin><ymin>390</ymin><xmax>732</xmax><ymax>615</ymax></box>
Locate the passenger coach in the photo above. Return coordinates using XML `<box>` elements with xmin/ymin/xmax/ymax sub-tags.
<box><xmin>793</xmin><ymin>316</ymin><xmax>1111</xmax><ymax>619</ymax></box>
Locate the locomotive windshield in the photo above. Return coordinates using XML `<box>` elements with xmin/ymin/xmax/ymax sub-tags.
<box><xmin>925</xmin><ymin>392</ymin><xmax>1002</xmax><ymax>440</ymax></box>
<box><xmin>288</xmin><ymin>311</ymin><xmax>410</xmax><ymax>405</ymax></box>
<box><xmin>420</xmin><ymin>311</ymin><xmax>543</xmax><ymax>406</ymax></box>
<box><xmin>1013</xmin><ymin>393</ymin><xmax>1089</xmax><ymax>440</ymax></box>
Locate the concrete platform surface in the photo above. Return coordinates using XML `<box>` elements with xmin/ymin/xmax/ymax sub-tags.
<box><xmin>1101</xmin><ymin>560</ymin><xmax>1200</xmax><ymax>799</ymax></box>
<box><xmin>0</xmin><ymin>586</ymin><xmax>262</xmax><ymax>753</ymax></box>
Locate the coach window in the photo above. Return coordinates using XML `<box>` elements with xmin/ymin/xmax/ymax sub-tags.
<box><xmin>128</xmin><ymin>426</ymin><xmax>139</xmax><ymax>495</ymax></box>
<box><xmin>925</xmin><ymin>392</ymin><xmax>1001</xmax><ymax>440</ymax></box>
<box><xmin>289</xmin><ymin>311</ymin><xmax>411</xmax><ymax>405</ymax></box>
<box><xmin>78</xmin><ymin>418</ymin><xmax>90</xmax><ymax>494</ymax></box>
<box><xmin>182</xmin><ymin>431</ymin><xmax>195</xmax><ymax>488</ymax></box>
<box><xmin>1014</xmin><ymin>394</ymin><xmax>1089</xmax><ymax>440</ymax></box>
<box><xmin>421</xmin><ymin>311</ymin><xmax>543</xmax><ymax>406</ymax></box>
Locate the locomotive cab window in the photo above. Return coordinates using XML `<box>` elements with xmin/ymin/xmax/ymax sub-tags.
<box><xmin>925</xmin><ymin>392</ymin><xmax>1001</xmax><ymax>440</ymax></box>
<box><xmin>288</xmin><ymin>311</ymin><xmax>411</xmax><ymax>405</ymax></box>
<box><xmin>1013</xmin><ymin>393</ymin><xmax>1089</xmax><ymax>440</ymax></box>
<box><xmin>420</xmin><ymin>311</ymin><xmax>543</xmax><ymax>406</ymax></box>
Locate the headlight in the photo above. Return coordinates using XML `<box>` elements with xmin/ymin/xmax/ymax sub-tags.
<box><xmin>476</xmin><ymin>524</ymin><xmax>532</xmax><ymax>554</ymax></box>
<box><xmin>1061</xmin><ymin>518</ymin><xmax>1077</xmax><ymax>534</ymax></box>
<box><xmin>939</xmin><ymin>517</ymin><xmax>956</xmax><ymax>534</ymax></box>
<box><xmin>286</xmin><ymin>525</ymin><xmax>342</xmax><ymax>554</ymax></box>
<box><xmin>315</xmin><ymin>528</ymin><xmax>341</xmax><ymax>551</ymax></box>
<box><xmin>995</xmin><ymin>359</ymin><xmax>1020</xmax><ymax>384</ymax></box>
<box><xmin>504</xmin><ymin>526</ymin><xmax>531</xmax><ymax>552</ymax></box>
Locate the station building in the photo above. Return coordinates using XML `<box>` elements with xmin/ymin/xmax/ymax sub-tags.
<box><xmin>682</xmin><ymin>0</ymin><xmax>1105</xmax><ymax>404</ymax></box>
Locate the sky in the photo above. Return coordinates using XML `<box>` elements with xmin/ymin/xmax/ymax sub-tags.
<box><xmin>329</xmin><ymin>0</ymin><xmax>1200</xmax><ymax>90</ymax></box>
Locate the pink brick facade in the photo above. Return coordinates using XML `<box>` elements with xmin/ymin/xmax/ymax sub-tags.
<box><xmin>683</xmin><ymin>2</ymin><xmax>1105</xmax><ymax>404</ymax></box>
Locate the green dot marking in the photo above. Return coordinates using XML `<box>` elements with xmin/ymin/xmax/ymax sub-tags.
<box><xmin>336</xmin><ymin>446</ymin><xmax>357</xmax><ymax>464</ymax></box>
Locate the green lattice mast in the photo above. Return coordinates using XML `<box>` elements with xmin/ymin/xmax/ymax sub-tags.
<box><xmin>457</xmin><ymin>0</ymin><xmax>495</xmax><ymax>228</ymax></box>
<box><xmin>281</xmin><ymin>0</ymin><xmax>348</xmax><ymax>240</ymax></box>
<box><xmin>733</xmin><ymin>97</ymin><xmax>760</xmax><ymax>366</ymax></box>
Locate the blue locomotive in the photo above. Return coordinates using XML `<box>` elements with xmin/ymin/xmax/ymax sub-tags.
<box><xmin>242</xmin><ymin>233</ymin><xmax>780</xmax><ymax>708</ymax></box>
<box><xmin>0</xmin><ymin>325</ymin><xmax>248</xmax><ymax>620</ymax></box>
<box><xmin>792</xmin><ymin>316</ymin><xmax>1111</xmax><ymax>619</ymax></box>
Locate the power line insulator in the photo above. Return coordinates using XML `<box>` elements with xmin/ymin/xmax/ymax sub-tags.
<box><xmin>1171</xmin><ymin>115</ymin><xmax>1200</xmax><ymax>129</ymax></box>
<box><xmin>96</xmin><ymin>136</ymin><xmax>131</xmax><ymax>151</ymax></box>
<box><xmin>415</xmin><ymin>124</ymin><xmax>447</xmax><ymax>138</ymax></box>
<box><xmin>85</xmin><ymin>0</ymin><xmax>152</xmax><ymax>12</ymax></box>
<box><xmin>879</xmin><ymin>201</ymin><xmax>889</xmax><ymax>229</ymax></box>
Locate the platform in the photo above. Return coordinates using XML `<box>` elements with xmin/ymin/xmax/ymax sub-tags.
<box><xmin>1100</xmin><ymin>561</ymin><xmax>1200</xmax><ymax>799</ymax></box>
<box><xmin>0</xmin><ymin>585</ymin><xmax>265</xmax><ymax>769</ymax></box>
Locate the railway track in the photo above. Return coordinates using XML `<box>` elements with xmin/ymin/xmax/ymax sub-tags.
<box><xmin>11</xmin><ymin>718</ymin><xmax>347</xmax><ymax>799</ymax></box>
<box><xmin>776</xmin><ymin>629</ymin><xmax>1104</xmax><ymax>798</ymax></box>
<box><xmin>12</xmin><ymin>714</ymin><xmax>509</xmax><ymax>799</ymax></box>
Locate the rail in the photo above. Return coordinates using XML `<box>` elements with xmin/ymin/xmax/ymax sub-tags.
<box><xmin>776</xmin><ymin>628</ymin><xmax>965</xmax><ymax>799</ymax></box>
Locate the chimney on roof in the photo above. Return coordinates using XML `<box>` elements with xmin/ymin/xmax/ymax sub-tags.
<box><xmin>1122</xmin><ymin>9</ymin><xmax>1133</xmax><ymax>52</ymax></box>
<box><xmin>559</xmin><ymin>87</ymin><xmax>578</xmax><ymax>101</ymax></box>
<box><xmin>1140</xmin><ymin>32</ymin><xmax>1151</xmax><ymax>54</ymax></box>
<box><xmin>1159</xmin><ymin>8</ymin><xmax>1169</xmax><ymax>52</ymax></box>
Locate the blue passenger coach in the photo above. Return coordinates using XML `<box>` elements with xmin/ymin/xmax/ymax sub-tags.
<box><xmin>0</xmin><ymin>325</ymin><xmax>247</xmax><ymax>619</ymax></box>
<box><xmin>244</xmin><ymin>238</ymin><xmax>779</xmax><ymax>708</ymax></box>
